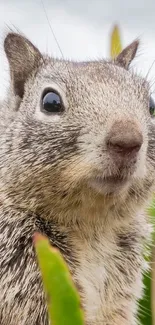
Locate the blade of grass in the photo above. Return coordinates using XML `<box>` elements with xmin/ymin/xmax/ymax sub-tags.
<box><xmin>152</xmin><ymin>245</ymin><xmax>155</xmax><ymax>325</ymax></box>
<box><xmin>34</xmin><ymin>232</ymin><xmax>84</xmax><ymax>325</ymax></box>
<box><xmin>139</xmin><ymin>204</ymin><xmax>155</xmax><ymax>325</ymax></box>
<box><xmin>110</xmin><ymin>24</ymin><xmax>122</xmax><ymax>58</ymax></box>
<box><xmin>149</xmin><ymin>204</ymin><xmax>155</xmax><ymax>325</ymax></box>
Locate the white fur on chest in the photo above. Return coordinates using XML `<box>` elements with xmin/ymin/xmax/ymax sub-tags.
<box><xmin>77</xmin><ymin>255</ymin><xmax>107</xmax><ymax>323</ymax></box>
<box><xmin>71</xmin><ymin>214</ymin><xmax>151</xmax><ymax>325</ymax></box>
<box><xmin>73</xmin><ymin>231</ymin><xmax>116</xmax><ymax>323</ymax></box>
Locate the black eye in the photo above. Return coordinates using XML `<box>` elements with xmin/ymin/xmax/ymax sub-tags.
<box><xmin>41</xmin><ymin>89</ymin><xmax>64</xmax><ymax>114</ymax></box>
<box><xmin>149</xmin><ymin>96</ymin><xmax>155</xmax><ymax>118</ymax></box>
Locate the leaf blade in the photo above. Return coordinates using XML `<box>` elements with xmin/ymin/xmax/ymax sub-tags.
<box><xmin>34</xmin><ymin>233</ymin><xmax>84</xmax><ymax>325</ymax></box>
<box><xmin>110</xmin><ymin>24</ymin><xmax>122</xmax><ymax>58</ymax></box>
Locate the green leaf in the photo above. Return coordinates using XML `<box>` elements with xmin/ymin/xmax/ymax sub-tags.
<box><xmin>139</xmin><ymin>202</ymin><xmax>155</xmax><ymax>325</ymax></box>
<box><xmin>110</xmin><ymin>24</ymin><xmax>122</xmax><ymax>58</ymax></box>
<box><xmin>34</xmin><ymin>233</ymin><xmax>84</xmax><ymax>325</ymax></box>
<box><xmin>139</xmin><ymin>269</ymin><xmax>152</xmax><ymax>325</ymax></box>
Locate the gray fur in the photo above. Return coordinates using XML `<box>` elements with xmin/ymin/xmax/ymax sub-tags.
<box><xmin>0</xmin><ymin>33</ymin><xmax>154</xmax><ymax>325</ymax></box>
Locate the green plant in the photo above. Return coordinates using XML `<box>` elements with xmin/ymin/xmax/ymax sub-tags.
<box><xmin>110</xmin><ymin>24</ymin><xmax>122</xmax><ymax>58</ymax></box>
<box><xmin>34</xmin><ymin>233</ymin><xmax>84</xmax><ymax>325</ymax></box>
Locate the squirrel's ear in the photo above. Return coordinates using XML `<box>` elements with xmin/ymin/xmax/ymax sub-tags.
<box><xmin>4</xmin><ymin>33</ymin><xmax>42</xmax><ymax>98</ymax></box>
<box><xmin>114</xmin><ymin>40</ymin><xmax>139</xmax><ymax>69</ymax></box>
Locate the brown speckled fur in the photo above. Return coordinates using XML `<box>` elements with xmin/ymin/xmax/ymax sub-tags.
<box><xmin>0</xmin><ymin>33</ymin><xmax>154</xmax><ymax>325</ymax></box>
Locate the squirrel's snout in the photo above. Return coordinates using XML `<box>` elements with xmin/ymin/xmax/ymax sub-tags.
<box><xmin>106</xmin><ymin>120</ymin><xmax>143</xmax><ymax>159</ymax></box>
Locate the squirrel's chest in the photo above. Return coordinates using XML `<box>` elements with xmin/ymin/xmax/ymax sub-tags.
<box><xmin>71</xmin><ymin>229</ymin><xmax>145</xmax><ymax>324</ymax></box>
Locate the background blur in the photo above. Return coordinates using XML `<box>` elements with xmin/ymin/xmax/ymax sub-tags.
<box><xmin>1</xmin><ymin>0</ymin><xmax>155</xmax><ymax>98</ymax></box>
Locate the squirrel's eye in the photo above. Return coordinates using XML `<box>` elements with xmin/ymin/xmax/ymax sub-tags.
<box><xmin>41</xmin><ymin>90</ymin><xmax>64</xmax><ymax>114</ymax></box>
<box><xmin>149</xmin><ymin>96</ymin><xmax>155</xmax><ymax>118</ymax></box>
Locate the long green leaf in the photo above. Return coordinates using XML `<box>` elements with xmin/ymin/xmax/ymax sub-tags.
<box><xmin>110</xmin><ymin>24</ymin><xmax>122</xmax><ymax>58</ymax></box>
<box><xmin>138</xmin><ymin>203</ymin><xmax>155</xmax><ymax>325</ymax></box>
<box><xmin>34</xmin><ymin>233</ymin><xmax>84</xmax><ymax>325</ymax></box>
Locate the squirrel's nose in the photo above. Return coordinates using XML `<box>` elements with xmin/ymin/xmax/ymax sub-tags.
<box><xmin>106</xmin><ymin>120</ymin><xmax>143</xmax><ymax>157</ymax></box>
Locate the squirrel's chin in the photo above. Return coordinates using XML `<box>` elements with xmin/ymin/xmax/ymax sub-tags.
<box><xmin>88</xmin><ymin>176</ymin><xmax>130</xmax><ymax>195</ymax></box>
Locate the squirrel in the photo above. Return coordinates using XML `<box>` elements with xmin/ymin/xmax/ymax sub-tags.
<box><xmin>0</xmin><ymin>32</ymin><xmax>155</xmax><ymax>325</ymax></box>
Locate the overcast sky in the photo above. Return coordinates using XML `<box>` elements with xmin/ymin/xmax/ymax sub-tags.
<box><xmin>0</xmin><ymin>0</ymin><xmax>155</xmax><ymax>98</ymax></box>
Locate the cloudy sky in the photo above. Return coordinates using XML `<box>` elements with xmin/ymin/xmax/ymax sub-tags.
<box><xmin>0</xmin><ymin>0</ymin><xmax>155</xmax><ymax>98</ymax></box>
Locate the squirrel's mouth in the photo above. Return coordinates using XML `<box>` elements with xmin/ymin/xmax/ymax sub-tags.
<box><xmin>88</xmin><ymin>175</ymin><xmax>129</xmax><ymax>194</ymax></box>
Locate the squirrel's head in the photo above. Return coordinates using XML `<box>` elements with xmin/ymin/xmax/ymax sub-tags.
<box><xmin>1</xmin><ymin>32</ymin><xmax>155</xmax><ymax>219</ymax></box>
